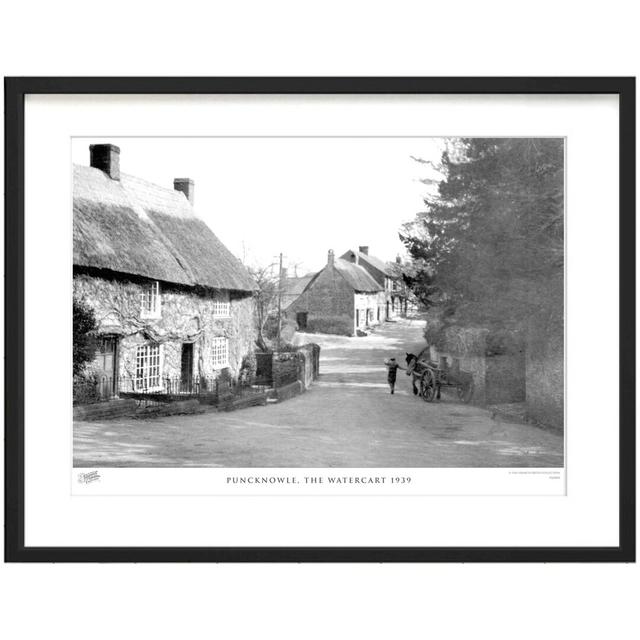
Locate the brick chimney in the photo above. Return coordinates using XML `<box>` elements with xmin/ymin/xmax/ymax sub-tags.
<box><xmin>174</xmin><ymin>178</ymin><xmax>195</xmax><ymax>206</ymax></box>
<box><xmin>327</xmin><ymin>249</ymin><xmax>335</xmax><ymax>266</ymax></box>
<box><xmin>359</xmin><ymin>245</ymin><xmax>369</xmax><ymax>255</ymax></box>
<box><xmin>90</xmin><ymin>144</ymin><xmax>120</xmax><ymax>180</ymax></box>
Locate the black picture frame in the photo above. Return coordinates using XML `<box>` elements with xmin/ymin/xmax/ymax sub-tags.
<box><xmin>4</xmin><ymin>77</ymin><xmax>635</xmax><ymax>563</ymax></box>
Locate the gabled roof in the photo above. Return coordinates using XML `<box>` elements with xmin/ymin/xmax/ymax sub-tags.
<box><xmin>333</xmin><ymin>258</ymin><xmax>382</xmax><ymax>292</ymax></box>
<box><xmin>283</xmin><ymin>275</ymin><xmax>315</xmax><ymax>298</ymax></box>
<box><xmin>340</xmin><ymin>249</ymin><xmax>396</xmax><ymax>277</ymax></box>
<box><xmin>73</xmin><ymin>165</ymin><xmax>256</xmax><ymax>292</ymax></box>
<box><xmin>282</xmin><ymin>274</ymin><xmax>316</xmax><ymax>309</ymax></box>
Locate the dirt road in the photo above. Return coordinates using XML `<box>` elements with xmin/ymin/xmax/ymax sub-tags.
<box><xmin>74</xmin><ymin>316</ymin><xmax>564</xmax><ymax>467</ymax></box>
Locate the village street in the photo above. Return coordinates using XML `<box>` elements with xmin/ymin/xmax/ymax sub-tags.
<box><xmin>74</xmin><ymin>316</ymin><xmax>564</xmax><ymax>468</ymax></box>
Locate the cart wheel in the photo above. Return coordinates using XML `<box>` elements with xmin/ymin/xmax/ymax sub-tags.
<box><xmin>457</xmin><ymin>379</ymin><xmax>474</xmax><ymax>404</ymax></box>
<box><xmin>421</xmin><ymin>370</ymin><xmax>436</xmax><ymax>402</ymax></box>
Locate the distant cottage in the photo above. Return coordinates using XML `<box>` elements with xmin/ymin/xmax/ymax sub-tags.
<box><xmin>281</xmin><ymin>273</ymin><xmax>316</xmax><ymax>310</ymax></box>
<box><xmin>286</xmin><ymin>249</ymin><xmax>385</xmax><ymax>336</ymax></box>
<box><xmin>340</xmin><ymin>246</ymin><xmax>408</xmax><ymax>318</ymax></box>
<box><xmin>73</xmin><ymin>144</ymin><xmax>257</xmax><ymax>396</ymax></box>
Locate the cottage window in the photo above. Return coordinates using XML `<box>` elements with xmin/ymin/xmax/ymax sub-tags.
<box><xmin>212</xmin><ymin>336</ymin><xmax>229</xmax><ymax>369</ymax></box>
<box><xmin>135</xmin><ymin>343</ymin><xmax>162</xmax><ymax>390</ymax></box>
<box><xmin>212</xmin><ymin>291</ymin><xmax>230</xmax><ymax>317</ymax></box>
<box><xmin>140</xmin><ymin>281</ymin><xmax>161</xmax><ymax>319</ymax></box>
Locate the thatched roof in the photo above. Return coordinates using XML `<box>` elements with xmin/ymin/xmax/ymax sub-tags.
<box><xmin>73</xmin><ymin>165</ymin><xmax>256</xmax><ymax>292</ymax></box>
<box><xmin>282</xmin><ymin>275</ymin><xmax>316</xmax><ymax>309</ymax></box>
<box><xmin>334</xmin><ymin>258</ymin><xmax>382</xmax><ymax>292</ymax></box>
<box><xmin>340</xmin><ymin>249</ymin><xmax>396</xmax><ymax>277</ymax></box>
<box><xmin>283</xmin><ymin>275</ymin><xmax>315</xmax><ymax>297</ymax></box>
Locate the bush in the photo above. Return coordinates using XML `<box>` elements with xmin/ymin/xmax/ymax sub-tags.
<box><xmin>264</xmin><ymin>315</ymin><xmax>297</xmax><ymax>342</ymax></box>
<box><xmin>73</xmin><ymin>298</ymin><xmax>98</xmax><ymax>376</ymax></box>
<box><xmin>306</xmin><ymin>315</ymin><xmax>353</xmax><ymax>336</ymax></box>
<box><xmin>239</xmin><ymin>353</ymin><xmax>257</xmax><ymax>384</ymax></box>
<box><xmin>73</xmin><ymin>373</ymin><xmax>100</xmax><ymax>405</ymax></box>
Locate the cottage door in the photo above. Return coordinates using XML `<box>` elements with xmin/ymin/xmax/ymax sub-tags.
<box><xmin>93</xmin><ymin>336</ymin><xmax>118</xmax><ymax>397</ymax></box>
<box><xmin>181</xmin><ymin>343</ymin><xmax>194</xmax><ymax>392</ymax></box>
<box><xmin>296</xmin><ymin>312</ymin><xmax>308</xmax><ymax>330</ymax></box>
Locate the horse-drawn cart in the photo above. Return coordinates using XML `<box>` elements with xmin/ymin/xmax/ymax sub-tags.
<box><xmin>406</xmin><ymin>353</ymin><xmax>475</xmax><ymax>404</ymax></box>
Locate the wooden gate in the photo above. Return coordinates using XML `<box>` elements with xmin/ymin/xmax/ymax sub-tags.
<box><xmin>255</xmin><ymin>352</ymin><xmax>273</xmax><ymax>386</ymax></box>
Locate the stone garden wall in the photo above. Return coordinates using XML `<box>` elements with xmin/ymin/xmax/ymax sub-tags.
<box><xmin>526</xmin><ymin>330</ymin><xmax>564</xmax><ymax>429</ymax></box>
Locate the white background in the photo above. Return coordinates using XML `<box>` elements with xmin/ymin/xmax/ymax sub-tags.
<box><xmin>28</xmin><ymin>94</ymin><xmax>605</xmax><ymax>547</ymax></box>
<box><xmin>1</xmin><ymin>2</ymin><xmax>638</xmax><ymax>639</ymax></box>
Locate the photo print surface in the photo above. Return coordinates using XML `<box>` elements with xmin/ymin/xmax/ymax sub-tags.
<box><xmin>72</xmin><ymin>136</ymin><xmax>564</xmax><ymax>469</ymax></box>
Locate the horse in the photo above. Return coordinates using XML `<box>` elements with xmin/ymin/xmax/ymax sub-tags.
<box><xmin>405</xmin><ymin>350</ymin><xmax>441</xmax><ymax>400</ymax></box>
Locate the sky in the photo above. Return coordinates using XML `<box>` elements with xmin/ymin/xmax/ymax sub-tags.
<box><xmin>72</xmin><ymin>137</ymin><xmax>445</xmax><ymax>275</ymax></box>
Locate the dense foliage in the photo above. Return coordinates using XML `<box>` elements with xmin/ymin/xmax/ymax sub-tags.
<box><xmin>400</xmin><ymin>138</ymin><xmax>564</xmax><ymax>341</ymax></box>
<box><xmin>73</xmin><ymin>298</ymin><xmax>98</xmax><ymax>376</ymax></box>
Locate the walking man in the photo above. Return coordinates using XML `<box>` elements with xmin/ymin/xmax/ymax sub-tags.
<box><xmin>383</xmin><ymin>357</ymin><xmax>405</xmax><ymax>394</ymax></box>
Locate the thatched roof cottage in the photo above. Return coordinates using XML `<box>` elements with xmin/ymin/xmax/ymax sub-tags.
<box><xmin>340</xmin><ymin>247</ymin><xmax>408</xmax><ymax>318</ymax></box>
<box><xmin>73</xmin><ymin>144</ymin><xmax>257</xmax><ymax>396</ymax></box>
<box><xmin>285</xmin><ymin>250</ymin><xmax>385</xmax><ymax>336</ymax></box>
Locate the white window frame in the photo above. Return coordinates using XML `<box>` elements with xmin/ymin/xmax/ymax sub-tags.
<box><xmin>140</xmin><ymin>281</ymin><xmax>161</xmax><ymax>319</ymax></box>
<box><xmin>212</xmin><ymin>336</ymin><xmax>229</xmax><ymax>369</ymax></box>
<box><xmin>135</xmin><ymin>343</ymin><xmax>163</xmax><ymax>391</ymax></box>
<box><xmin>212</xmin><ymin>291</ymin><xmax>231</xmax><ymax>318</ymax></box>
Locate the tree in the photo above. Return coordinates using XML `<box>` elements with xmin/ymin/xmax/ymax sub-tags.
<box><xmin>247</xmin><ymin>264</ymin><xmax>281</xmax><ymax>351</ymax></box>
<box><xmin>400</xmin><ymin>138</ymin><xmax>564</xmax><ymax>340</ymax></box>
<box><xmin>73</xmin><ymin>298</ymin><xmax>98</xmax><ymax>376</ymax></box>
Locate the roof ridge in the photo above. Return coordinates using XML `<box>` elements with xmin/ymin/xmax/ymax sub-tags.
<box><xmin>75</xmin><ymin>163</ymin><xmax>180</xmax><ymax>196</ymax></box>
<box><xmin>120</xmin><ymin>171</ymin><xmax>186</xmax><ymax>199</ymax></box>
<box><xmin>333</xmin><ymin>258</ymin><xmax>382</xmax><ymax>292</ymax></box>
<box><xmin>73</xmin><ymin>162</ymin><xmax>256</xmax><ymax>291</ymax></box>
<box><xmin>342</xmin><ymin>248</ymin><xmax>395</xmax><ymax>276</ymax></box>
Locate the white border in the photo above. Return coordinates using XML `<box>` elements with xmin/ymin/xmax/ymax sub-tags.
<box><xmin>24</xmin><ymin>94</ymin><xmax>619</xmax><ymax>547</ymax></box>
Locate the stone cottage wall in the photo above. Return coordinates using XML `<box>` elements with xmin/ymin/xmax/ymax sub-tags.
<box><xmin>287</xmin><ymin>266</ymin><xmax>355</xmax><ymax>335</ymax></box>
<box><xmin>74</xmin><ymin>272</ymin><xmax>256</xmax><ymax>382</ymax></box>
<box><xmin>354</xmin><ymin>292</ymin><xmax>382</xmax><ymax>330</ymax></box>
<box><xmin>376</xmin><ymin>291</ymin><xmax>387</xmax><ymax>322</ymax></box>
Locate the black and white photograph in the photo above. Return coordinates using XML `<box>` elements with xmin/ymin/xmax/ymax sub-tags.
<box><xmin>7</xmin><ymin>75</ymin><xmax>632</xmax><ymax>564</ymax></box>
<box><xmin>72</xmin><ymin>136</ymin><xmax>565</xmax><ymax>470</ymax></box>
